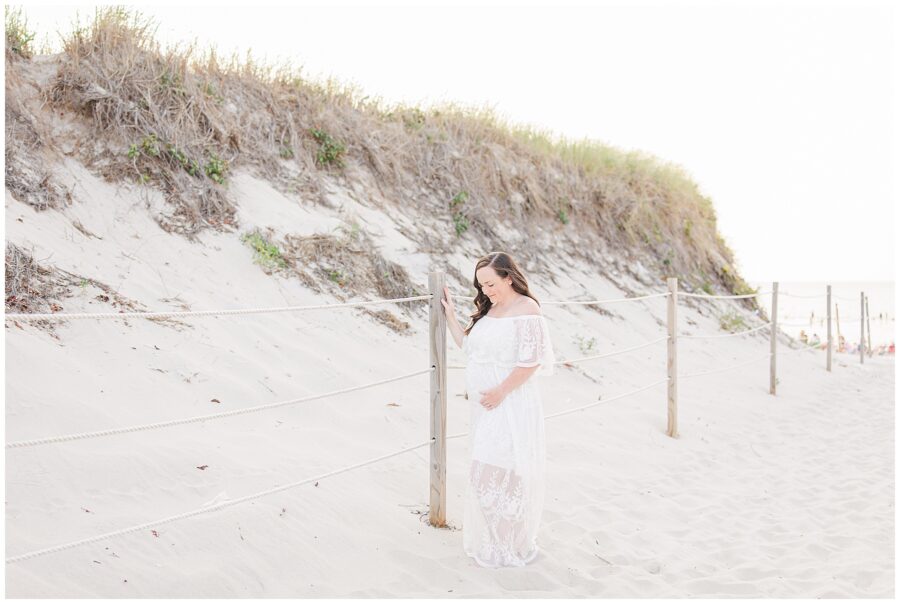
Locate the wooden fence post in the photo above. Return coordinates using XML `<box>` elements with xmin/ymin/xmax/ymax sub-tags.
<box><xmin>666</xmin><ymin>277</ymin><xmax>678</xmax><ymax>438</ymax></box>
<box><xmin>826</xmin><ymin>285</ymin><xmax>832</xmax><ymax>371</ymax></box>
<box><xmin>860</xmin><ymin>291</ymin><xmax>865</xmax><ymax>364</ymax></box>
<box><xmin>428</xmin><ymin>272</ymin><xmax>447</xmax><ymax>527</ymax></box>
<box><xmin>836</xmin><ymin>303</ymin><xmax>843</xmax><ymax>352</ymax></box>
<box><xmin>865</xmin><ymin>295</ymin><xmax>873</xmax><ymax>357</ymax></box>
<box><xmin>770</xmin><ymin>282</ymin><xmax>778</xmax><ymax>395</ymax></box>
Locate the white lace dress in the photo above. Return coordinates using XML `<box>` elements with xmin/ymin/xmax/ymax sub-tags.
<box><xmin>461</xmin><ymin>313</ymin><xmax>555</xmax><ymax>568</ymax></box>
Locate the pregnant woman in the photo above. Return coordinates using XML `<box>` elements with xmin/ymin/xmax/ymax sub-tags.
<box><xmin>441</xmin><ymin>251</ymin><xmax>555</xmax><ymax>568</ymax></box>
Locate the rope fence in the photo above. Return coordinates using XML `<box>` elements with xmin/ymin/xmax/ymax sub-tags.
<box><xmin>552</xmin><ymin>335</ymin><xmax>671</xmax><ymax>365</ymax></box>
<box><xmin>678</xmin><ymin>352</ymin><xmax>773</xmax><ymax>380</ymax></box>
<box><xmin>448</xmin><ymin>335</ymin><xmax>670</xmax><ymax>370</ymax></box>
<box><xmin>3</xmin><ymin>295</ymin><xmax>433</xmax><ymax>322</ymax></box>
<box><xmin>679</xmin><ymin>291</ymin><xmax>769</xmax><ymax>299</ymax></box>
<box><xmin>679</xmin><ymin>323</ymin><xmax>770</xmax><ymax>339</ymax></box>
<box><xmin>5</xmin><ymin>277</ymin><xmax>887</xmax><ymax>564</ymax></box>
<box><xmin>5</xmin><ymin>437</ymin><xmax>437</xmax><ymax>564</ymax></box>
<box><xmin>6</xmin><ymin>367</ymin><xmax>434</xmax><ymax>450</ymax></box>
<box><xmin>452</xmin><ymin>291</ymin><xmax>672</xmax><ymax>305</ymax></box>
<box><xmin>780</xmin><ymin>291</ymin><xmax>826</xmax><ymax>299</ymax></box>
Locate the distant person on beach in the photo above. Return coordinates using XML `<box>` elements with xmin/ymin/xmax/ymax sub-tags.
<box><xmin>441</xmin><ymin>251</ymin><xmax>555</xmax><ymax>568</ymax></box>
<box><xmin>799</xmin><ymin>330</ymin><xmax>808</xmax><ymax>344</ymax></box>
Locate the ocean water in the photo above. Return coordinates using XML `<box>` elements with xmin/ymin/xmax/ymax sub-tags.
<box><xmin>746</xmin><ymin>280</ymin><xmax>895</xmax><ymax>350</ymax></box>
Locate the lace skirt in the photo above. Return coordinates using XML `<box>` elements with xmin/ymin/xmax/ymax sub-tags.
<box><xmin>463</xmin><ymin>360</ymin><xmax>547</xmax><ymax>568</ymax></box>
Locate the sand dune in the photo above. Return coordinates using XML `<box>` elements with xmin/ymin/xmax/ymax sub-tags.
<box><xmin>5</xmin><ymin>162</ymin><xmax>894</xmax><ymax>597</ymax></box>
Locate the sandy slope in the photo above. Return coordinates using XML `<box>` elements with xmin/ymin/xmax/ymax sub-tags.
<box><xmin>4</xmin><ymin>160</ymin><xmax>894</xmax><ymax>597</ymax></box>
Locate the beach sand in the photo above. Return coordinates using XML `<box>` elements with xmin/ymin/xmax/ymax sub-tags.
<box><xmin>5</xmin><ymin>162</ymin><xmax>894</xmax><ymax>597</ymax></box>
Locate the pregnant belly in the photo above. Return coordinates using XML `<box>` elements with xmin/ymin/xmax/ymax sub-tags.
<box><xmin>465</xmin><ymin>362</ymin><xmax>513</xmax><ymax>397</ymax></box>
<box><xmin>465</xmin><ymin>362</ymin><xmax>518</xmax><ymax>469</ymax></box>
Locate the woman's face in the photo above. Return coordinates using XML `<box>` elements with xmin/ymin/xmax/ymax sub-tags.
<box><xmin>476</xmin><ymin>266</ymin><xmax>513</xmax><ymax>305</ymax></box>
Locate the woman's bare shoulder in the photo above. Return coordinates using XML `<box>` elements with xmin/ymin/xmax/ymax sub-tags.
<box><xmin>513</xmin><ymin>295</ymin><xmax>542</xmax><ymax>316</ymax></box>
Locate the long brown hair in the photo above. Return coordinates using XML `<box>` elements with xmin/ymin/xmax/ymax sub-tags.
<box><xmin>463</xmin><ymin>251</ymin><xmax>541</xmax><ymax>335</ymax></box>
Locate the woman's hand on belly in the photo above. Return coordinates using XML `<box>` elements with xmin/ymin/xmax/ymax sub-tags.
<box><xmin>478</xmin><ymin>384</ymin><xmax>509</xmax><ymax>410</ymax></box>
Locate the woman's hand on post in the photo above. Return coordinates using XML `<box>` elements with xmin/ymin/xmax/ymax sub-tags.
<box><xmin>440</xmin><ymin>284</ymin><xmax>455</xmax><ymax>320</ymax></box>
<box><xmin>440</xmin><ymin>284</ymin><xmax>466</xmax><ymax>350</ymax></box>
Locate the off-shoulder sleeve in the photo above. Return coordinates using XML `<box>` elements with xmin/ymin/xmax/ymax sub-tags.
<box><xmin>514</xmin><ymin>315</ymin><xmax>555</xmax><ymax>376</ymax></box>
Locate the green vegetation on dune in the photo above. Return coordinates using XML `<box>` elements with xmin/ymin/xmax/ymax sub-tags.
<box><xmin>5</xmin><ymin>4</ymin><xmax>755</xmax><ymax>302</ymax></box>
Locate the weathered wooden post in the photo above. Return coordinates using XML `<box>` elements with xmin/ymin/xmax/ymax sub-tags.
<box><xmin>770</xmin><ymin>282</ymin><xmax>778</xmax><ymax>395</ymax></box>
<box><xmin>666</xmin><ymin>277</ymin><xmax>678</xmax><ymax>438</ymax></box>
<box><xmin>860</xmin><ymin>291</ymin><xmax>865</xmax><ymax>364</ymax></box>
<box><xmin>865</xmin><ymin>295</ymin><xmax>873</xmax><ymax>357</ymax></box>
<box><xmin>826</xmin><ymin>285</ymin><xmax>833</xmax><ymax>371</ymax></box>
<box><xmin>836</xmin><ymin>303</ymin><xmax>843</xmax><ymax>352</ymax></box>
<box><xmin>428</xmin><ymin>271</ymin><xmax>447</xmax><ymax>527</ymax></box>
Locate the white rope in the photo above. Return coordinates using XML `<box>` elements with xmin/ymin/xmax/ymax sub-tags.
<box><xmin>552</xmin><ymin>336</ymin><xmax>669</xmax><ymax>364</ymax></box>
<box><xmin>541</xmin><ymin>292</ymin><xmax>671</xmax><ymax>305</ymax></box>
<box><xmin>679</xmin><ymin>323</ymin><xmax>771</xmax><ymax>339</ymax></box>
<box><xmin>779</xmin><ymin>291</ymin><xmax>826</xmax><ymax>299</ymax></box>
<box><xmin>5</xmin><ymin>437</ymin><xmax>436</xmax><ymax>564</ymax></box>
<box><xmin>454</xmin><ymin>289</ymin><xmax>870</xmax><ymax>309</ymax></box>
<box><xmin>678</xmin><ymin>352</ymin><xmax>772</xmax><ymax>379</ymax></box>
<box><xmin>447</xmin><ymin>335</ymin><xmax>669</xmax><ymax>370</ymax></box>
<box><xmin>451</xmin><ymin>292</ymin><xmax>670</xmax><ymax>305</ymax></box>
<box><xmin>543</xmin><ymin>377</ymin><xmax>670</xmax><ymax>419</ymax></box>
<box><xmin>446</xmin><ymin>376</ymin><xmax>671</xmax><ymax>440</ymax></box>
<box><xmin>446</xmin><ymin>430</ymin><xmax>468</xmax><ymax>441</ymax></box>
<box><xmin>679</xmin><ymin>291</ymin><xmax>768</xmax><ymax>299</ymax></box>
<box><xmin>6</xmin><ymin>367</ymin><xmax>434</xmax><ymax>449</ymax></box>
<box><xmin>456</xmin><ymin>291</ymin><xmax>775</xmax><ymax>303</ymax></box>
<box><xmin>3</xmin><ymin>295</ymin><xmax>433</xmax><ymax>322</ymax></box>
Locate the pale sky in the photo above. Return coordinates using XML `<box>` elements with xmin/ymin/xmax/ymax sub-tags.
<box><xmin>13</xmin><ymin>0</ymin><xmax>898</xmax><ymax>282</ymax></box>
